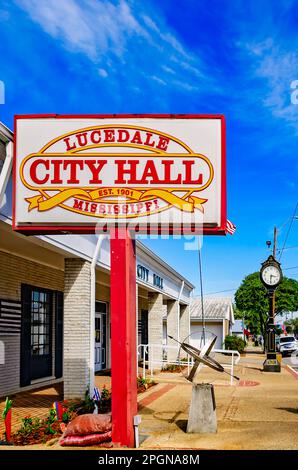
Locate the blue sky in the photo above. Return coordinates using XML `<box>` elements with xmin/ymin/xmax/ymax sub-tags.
<box><xmin>0</xmin><ymin>0</ymin><xmax>297</xmax><ymax>296</ymax></box>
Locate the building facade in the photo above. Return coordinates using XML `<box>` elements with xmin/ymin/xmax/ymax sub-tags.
<box><xmin>0</xmin><ymin>122</ymin><xmax>194</xmax><ymax>399</ymax></box>
<box><xmin>190</xmin><ymin>297</ymin><xmax>234</xmax><ymax>349</ymax></box>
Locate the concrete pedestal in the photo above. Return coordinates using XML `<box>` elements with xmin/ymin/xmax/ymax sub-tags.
<box><xmin>263</xmin><ymin>357</ymin><xmax>281</xmax><ymax>372</ymax></box>
<box><xmin>187</xmin><ymin>383</ymin><xmax>217</xmax><ymax>434</ymax></box>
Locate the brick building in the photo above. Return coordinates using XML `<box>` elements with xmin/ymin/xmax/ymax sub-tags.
<box><xmin>0</xmin><ymin>122</ymin><xmax>194</xmax><ymax>399</ymax></box>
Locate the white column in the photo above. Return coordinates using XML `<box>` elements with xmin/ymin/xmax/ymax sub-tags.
<box><xmin>180</xmin><ymin>304</ymin><xmax>190</xmax><ymax>358</ymax></box>
<box><xmin>167</xmin><ymin>300</ymin><xmax>180</xmax><ymax>363</ymax></box>
<box><xmin>64</xmin><ymin>258</ymin><xmax>91</xmax><ymax>399</ymax></box>
<box><xmin>148</xmin><ymin>292</ymin><xmax>163</xmax><ymax>370</ymax></box>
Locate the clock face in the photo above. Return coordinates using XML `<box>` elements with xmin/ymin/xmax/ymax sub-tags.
<box><xmin>261</xmin><ymin>265</ymin><xmax>281</xmax><ymax>286</ymax></box>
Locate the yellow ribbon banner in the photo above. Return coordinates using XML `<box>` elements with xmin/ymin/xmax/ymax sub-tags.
<box><xmin>26</xmin><ymin>187</ymin><xmax>207</xmax><ymax>213</ymax></box>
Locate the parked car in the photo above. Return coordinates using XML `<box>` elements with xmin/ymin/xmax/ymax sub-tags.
<box><xmin>277</xmin><ymin>335</ymin><xmax>298</xmax><ymax>356</ymax></box>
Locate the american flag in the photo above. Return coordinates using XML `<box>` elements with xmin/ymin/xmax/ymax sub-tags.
<box><xmin>226</xmin><ymin>219</ymin><xmax>236</xmax><ymax>235</ymax></box>
<box><xmin>93</xmin><ymin>387</ymin><xmax>101</xmax><ymax>401</ymax></box>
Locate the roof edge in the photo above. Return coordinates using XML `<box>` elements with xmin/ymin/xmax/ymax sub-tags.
<box><xmin>136</xmin><ymin>240</ymin><xmax>195</xmax><ymax>289</ymax></box>
<box><xmin>0</xmin><ymin>122</ymin><xmax>13</xmax><ymax>143</ymax></box>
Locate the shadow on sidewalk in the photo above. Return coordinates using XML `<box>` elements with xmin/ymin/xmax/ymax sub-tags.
<box><xmin>245</xmin><ymin>366</ymin><xmax>263</xmax><ymax>372</ymax></box>
<box><xmin>244</xmin><ymin>350</ymin><xmax>265</xmax><ymax>355</ymax></box>
<box><xmin>176</xmin><ymin>419</ymin><xmax>188</xmax><ymax>432</ymax></box>
<box><xmin>276</xmin><ymin>407</ymin><xmax>298</xmax><ymax>415</ymax></box>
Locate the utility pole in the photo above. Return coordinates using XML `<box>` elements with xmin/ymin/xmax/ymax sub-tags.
<box><xmin>273</xmin><ymin>226</ymin><xmax>277</xmax><ymax>258</ymax></box>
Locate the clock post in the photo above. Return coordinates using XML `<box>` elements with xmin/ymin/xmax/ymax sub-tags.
<box><xmin>260</xmin><ymin>255</ymin><xmax>282</xmax><ymax>372</ymax></box>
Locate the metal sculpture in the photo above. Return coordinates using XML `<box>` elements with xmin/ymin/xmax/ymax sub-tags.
<box><xmin>168</xmin><ymin>335</ymin><xmax>240</xmax><ymax>383</ymax></box>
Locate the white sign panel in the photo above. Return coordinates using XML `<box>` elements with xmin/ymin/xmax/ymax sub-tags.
<box><xmin>13</xmin><ymin>115</ymin><xmax>226</xmax><ymax>235</ymax></box>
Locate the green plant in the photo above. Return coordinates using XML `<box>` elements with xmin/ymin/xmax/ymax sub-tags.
<box><xmin>12</xmin><ymin>402</ymin><xmax>76</xmax><ymax>446</ymax></box>
<box><xmin>72</xmin><ymin>389</ymin><xmax>95</xmax><ymax>415</ymax></box>
<box><xmin>101</xmin><ymin>385</ymin><xmax>111</xmax><ymax>401</ymax></box>
<box><xmin>161</xmin><ymin>364</ymin><xmax>180</xmax><ymax>372</ymax></box>
<box><xmin>137</xmin><ymin>376</ymin><xmax>146</xmax><ymax>387</ymax></box>
<box><xmin>180</xmin><ymin>357</ymin><xmax>189</xmax><ymax>363</ymax></box>
<box><xmin>224</xmin><ymin>335</ymin><xmax>246</xmax><ymax>354</ymax></box>
<box><xmin>137</xmin><ymin>375</ymin><xmax>155</xmax><ymax>392</ymax></box>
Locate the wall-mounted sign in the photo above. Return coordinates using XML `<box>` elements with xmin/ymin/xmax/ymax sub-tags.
<box><xmin>153</xmin><ymin>274</ymin><xmax>164</xmax><ymax>290</ymax></box>
<box><xmin>13</xmin><ymin>115</ymin><xmax>226</xmax><ymax>235</ymax></box>
<box><xmin>137</xmin><ymin>264</ymin><xmax>149</xmax><ymax>283</ymax></box>
<box><xmin>137</xmin><ymin>264</ymin><xmax>164</xmax><ymax>290</ymax></box>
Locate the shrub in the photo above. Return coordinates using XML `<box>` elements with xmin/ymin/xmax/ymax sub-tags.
<box><xmin>224</xmin><ymin>335</ymin><xmax>246</xmax><ymax>353</ymax></box>
<box><xmin>161</xmin><ymin>364</ymin><xmax>180</xmax><ymax>372</ymax></box>
<box><xmin>137</xmin><ymin>375</ymin><xmax>155</xmax><ymax>393</ymax></box>
<box><xmin>12</xmin><ymin>412</ymin><xmax>63</xmax><ymax>446</ymax></box>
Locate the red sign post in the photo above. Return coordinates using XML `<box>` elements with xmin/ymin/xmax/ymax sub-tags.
<box><xmin>110</xmin><ymin>227</ymin><xmax>137</xmax><ymax>447</ymax></box>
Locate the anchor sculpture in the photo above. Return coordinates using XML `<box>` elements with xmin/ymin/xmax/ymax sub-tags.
<box><xmin>168</xmin><ymin>334</ymin><xmax>240</xmax><ymax>383</ymax></box>
<box><xmin>168</xmin><ymin>334</ymin><xmax>240</xmax><ymax>433</ymax></box>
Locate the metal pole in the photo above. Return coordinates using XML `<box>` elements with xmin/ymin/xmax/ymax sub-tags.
<box><xmin>90</xmin><ymin>234</ymin><xmax>107</xmax><ymax>398</ymax></box>
<box><xmin>198</xmin><ymin>240</ymin><xmax>206</xmax><ymax>346</ymax></box>
<box><xmin>263</xmin><ymin>288</ymin><xmax>280</xmax><ymax>372</ymax></box>
<box><xmin>273</xmin><ymin>227</ymin><xmax>277</xmax><ymax>258</ymax></box>
<box><xmin>267</xmin><ymin>290</ymin><xmax>276</xmax><ymax>352</ymax></box>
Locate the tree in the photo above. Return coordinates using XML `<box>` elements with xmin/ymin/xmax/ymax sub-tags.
<box><xmin>284</xmin><ymin>321</ymin><xmax>293</xmax><ymax>334</ymax></box>
<box><xmin>234</xmin><ymin>273</ymin><xmax>298</xmax><ymax>348</ymax></box>
<box><xmin>284</xmin><ymin>318</ymin><xmax>298</xmax><ymax>335</ymax></box>
<box><xmin>293</xmin><ymin>318</ymin><xmax>298</xmax><ymax>335</ymax></box>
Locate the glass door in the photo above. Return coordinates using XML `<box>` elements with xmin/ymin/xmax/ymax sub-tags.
<box><xmin>30</xmin><ymin>288</ymin><xmax>52</xmax><ymax>380</ymax></box>
<box><xmin>95</xmin><ymin>302</ymin><xmax>107</xmax><ymax>371</ymax></box>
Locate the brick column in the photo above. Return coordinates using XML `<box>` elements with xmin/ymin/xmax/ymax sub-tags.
<box><xmin>64</xmin><ymin>258</ymin><xmax>91</xmax><ymax>399</ymax></box>
<box><xmin>167</xmin><ymin>300</ymin><xmax>180</xmax><ymax>363</ymax></box>
<box><xmin>179</xmin><ymin>304</ymin><xmax>190</xmax><ymax>358</ymax></box>
<box><xmin>148</xmin><ymin>292</ymin><xmax>163</xmax><ymax>370</ymax></box>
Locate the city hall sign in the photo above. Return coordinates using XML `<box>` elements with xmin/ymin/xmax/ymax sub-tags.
<box><xmin>13</xmin><ymin>115</ymin><xmax>226</xmax><ymax>235</ymax></box>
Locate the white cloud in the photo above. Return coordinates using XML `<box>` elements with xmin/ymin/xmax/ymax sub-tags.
<box><xmin>150</xmin><ymin>75</ymin><xmax>167</xmax><ymax>86</ymax></box>
<box><xmin>162</xmin><ymin>65</ymin><xmax>175</xmax><ymax>75</ymax></box>
<box><xmin>238</xmin><ymin>38</ymin><xmax>298</xmax><ymax>132</ymax></box>
<box><xmin>15</xmin><ymin>0</ymin><xmax>147</xmax><ymax>60</ymax></box>
<box><xmin>98</xmin><ymin>68</ymin><xmax>108</xmax><ymax>78</ymax></box>
<box><xmin>15</xmin><ymin>0</ymin><xmax>208</xmax><ymax>95</ymax></box>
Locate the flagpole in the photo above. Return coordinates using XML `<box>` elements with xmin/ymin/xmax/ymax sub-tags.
<box><xmin>198</xmin><ymin>238</ymin><xmax>206</xmax><ymax>346</ymax></box>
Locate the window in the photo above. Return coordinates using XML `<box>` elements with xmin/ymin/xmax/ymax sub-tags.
<box><xmin>95</xmin><ymin>301</ymin><xmax>107</xmax><ymax>314</ymax></box>
<box><xmin>30</xmin><ymin>289</ymin><xmax>51</xmax><ymax>356</ymax></box>
<box><xmin>280</xmin><ymin>336</ymin><xmax>295</xmax><ymax>343</ymax></box>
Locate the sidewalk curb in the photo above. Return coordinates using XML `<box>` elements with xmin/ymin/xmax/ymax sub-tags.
<box><xmin>285</xmin><ymin>365</ymin><xmax>298</xmax><ymax>379</ymax></box>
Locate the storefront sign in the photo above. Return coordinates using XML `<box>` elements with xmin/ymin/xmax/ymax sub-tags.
<box><xmin>13</xmin><ymin>115</ymin><xmax>226</xmax><ymax>234</ymax></box>
<box><xmin>137</xmin><ymin>264</ymin><xmax>164</xmax><ymax>289</ymax></box>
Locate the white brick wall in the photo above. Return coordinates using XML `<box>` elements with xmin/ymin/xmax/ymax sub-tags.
<box><xmin>63</xmin><ymin>258</ymin><xmax>91</xmax><ymax>399</ymax></box>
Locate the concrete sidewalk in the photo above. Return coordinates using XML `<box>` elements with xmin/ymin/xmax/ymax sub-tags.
<box><xmin>138</xmin><ymin>354</ymin><xmax>298</xmax><ymax>450</ymax></box>
<box><xmin>1</xmin><ymin>354</ymin><xmax>297</xmax><ymax>449</ymax></box>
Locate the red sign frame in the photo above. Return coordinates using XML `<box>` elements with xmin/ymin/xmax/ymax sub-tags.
<box><xmin>13</xmin><ymin>114</ymin><xmax>227</xmax><ymax>236</ymax></box>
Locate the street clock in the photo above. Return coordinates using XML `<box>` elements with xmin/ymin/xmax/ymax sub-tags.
<box><xmin>260</xmin><ymin>255</ymin><xmax>282</xmax><ymax>290</ymax></box>
<box><xmin>260</xmin><ymin>254</ymin><xmax>283</xmax><ymax>373</ymax></box>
